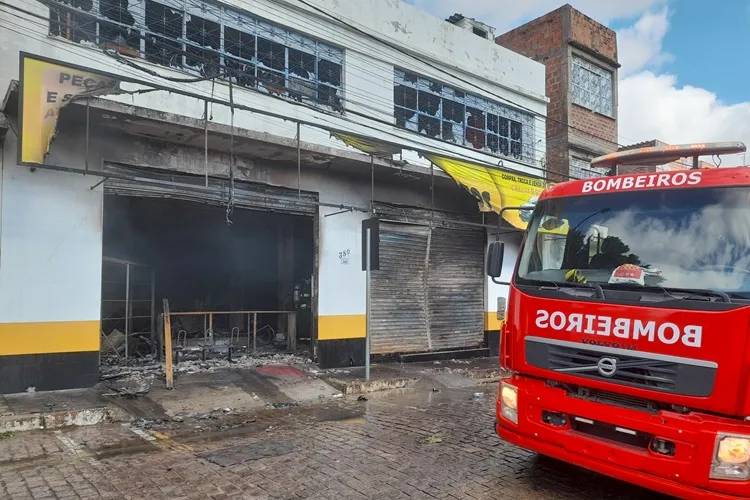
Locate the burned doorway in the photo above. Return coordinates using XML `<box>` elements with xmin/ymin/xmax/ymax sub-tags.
<box><xmin>100</xmin><ymin>169</ymin><xmax>316</xmax><ymax>366</ymax></box>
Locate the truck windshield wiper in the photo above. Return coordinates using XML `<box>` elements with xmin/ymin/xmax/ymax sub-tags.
<box><xmin>536</xmin><ymin>279</ymin><xmax>605</xmax><ymax>299</ymax></box>
<box><xmin>602</xmin><ymin>282</ymin><xmax>731</xmax><ymax>303</ymax></box>
<box><xmin>659</xmin><ymin>286</ymin><xmax>731</xmax><ymax>303</ymax></box>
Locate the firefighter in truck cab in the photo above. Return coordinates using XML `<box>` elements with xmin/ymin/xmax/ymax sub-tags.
<box><xmin>486</xmin><ymin>142</ymin><xmax>750</xmax><ymax>500</ymax></box>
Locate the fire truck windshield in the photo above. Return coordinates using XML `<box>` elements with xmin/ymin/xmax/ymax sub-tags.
<box><xmin>516</xmin><ymin>185</ymin><xmax>750</xmax><ymax>298</ymax></box>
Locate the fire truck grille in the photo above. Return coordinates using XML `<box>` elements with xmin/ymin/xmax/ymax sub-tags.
<box><xmin>569</xmin><ymin>387</ymin><xmax>660</xmax><ymax>413</ymax></box>
<box><xmin>525</xmin><ymin>336</ymin><xmax>717</xmax><ymax>398</ymax></box>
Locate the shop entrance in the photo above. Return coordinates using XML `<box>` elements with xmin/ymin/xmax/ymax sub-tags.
<box><xmin>100</xmin><ymin>191</ymin><xmax>315</xmax><ymax>365</ymax></box>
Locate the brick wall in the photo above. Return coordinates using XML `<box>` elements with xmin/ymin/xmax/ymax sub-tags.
<box><xmin>496</xmin><ymin>4</ymin><xmax>619</xmax><ymax>180</ymax></box>
<box><xmin>496</xmin><ymin>7</ymin><xmax>568</xmax><ymax>177</ymax></box>
<box><xmin>495</xmin><ymin>8</ymin><xmax>564</xmax><ymax>60</ymax></box>
<box><xmin>569</xmin><ymin>8</ymin><xmax>618</xmax><ymax>63</ymax></box>
<box><xmin>568</xmin><ymin>6</ymin><xmax>618</xmax><ymax>154</ymax></box>
<box><xmin>570</xmin><ymin>105</ymin><xmax>616</xmax><ymax>145</ymax></box>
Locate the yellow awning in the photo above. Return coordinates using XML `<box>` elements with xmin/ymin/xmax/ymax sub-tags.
<box><xmin>425</xmin><ymin>155</ymin><xmax>549</xmax><ymax>229</ymax></box>
<box><xmin>330</xmin><ymin>131</ymin><xmax>551</xmax><ymax>230</ymax></box>
<box><xmin>330</xmin><ymin>132</ymin><xmax>402</xmax><ymax>158</ymax></box>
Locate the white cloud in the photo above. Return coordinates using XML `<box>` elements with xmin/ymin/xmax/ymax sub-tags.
<box><xmin>619</xmin><ymin>73</ymin><xmax>750</xmax><ymax>165</ymax></box>
<box><xmin>616</xmin><ymin>9</ymin><xmax>750</xmax><ymax>165</ymax></box>
<box><xmin>408</xmin><ymin>0</ymin><xmax>666</xmax><ymax>32</ymax></box>
<box><xmin>617</xmin><ymin>8</ymin><xmax>673</xmax><ymax>76</ymax></box>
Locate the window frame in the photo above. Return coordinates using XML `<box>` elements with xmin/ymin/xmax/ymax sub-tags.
<box><xmin>46</xmin><ymin>0</ymin><xmax>344</xmax><ymax>111</ymax></box>
<box><xmin>393</xmin><ymin>68</ymin><xmax>535</xmax><ymax>164</ymax></box>
<box><xmin>571</xmin><ymin>55</ymin><xmax>614</xmax><ymax>117</ymax></box>
<box><xmin>570</xmin><ymin>156</ymin><xmax>608</xmax><ymax>179</ymax></box>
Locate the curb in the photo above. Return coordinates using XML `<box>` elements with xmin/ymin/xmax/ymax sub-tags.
<box><xmin>0</xmin><ymin>406</ymin><xmax>130</xmax><ymax>433</ymax></box>
<box><xmin>465</xmin><ymin>368</ymin><xmax>507</xmax><ymax>383</ymax></box>
<box><xmin>325</xmin><ymin>377</ymin><xmax>419</xmax><ymax>395</ymax></box>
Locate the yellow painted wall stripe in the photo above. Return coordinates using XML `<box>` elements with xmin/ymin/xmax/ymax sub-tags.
<box><xmin>318</xmin><ymin>315</ymin><xmax>366</xmax><ymax>341</ymax></box>
<box><xmin>485</xmin><ymin>313</ymin><xmax>504</xmax><ymax>332</ymax></box>
<box><xmin>0</xmin><ymin>320</ymin><xmax>100</xmax><ymax>356</ymax></box>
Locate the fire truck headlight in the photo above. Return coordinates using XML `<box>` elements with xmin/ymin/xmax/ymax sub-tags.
<box><xmin>711</xmin><ymin>435</ymin><xmax>750</xmax><ymax>481</ymax></box>
<box><xmin>500</xmin><ymin>382</ymin><xmax>518</xmax><ymax>424</ymax></box>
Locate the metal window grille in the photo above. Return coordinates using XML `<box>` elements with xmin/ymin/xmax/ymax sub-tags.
<box><xmin>47</xmin><ymin>0</ymin><xmax>344</xmax><ymax>110</ymax></box>
<box><xmin>393</xmin><ymin>69</ymin><xmax>535</xmax><ymax>163</ymax></box>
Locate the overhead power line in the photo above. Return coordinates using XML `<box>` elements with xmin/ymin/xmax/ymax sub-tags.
<box><xmin>1</xmin><ymin>4</ymin><xmax>573</xmax><ymax>181</ymax></box>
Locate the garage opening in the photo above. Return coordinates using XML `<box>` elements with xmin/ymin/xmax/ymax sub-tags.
<box><xmin>100</xmin><ymin>194</ymin><xmax>315</xmax><ymax>366</ymax></box>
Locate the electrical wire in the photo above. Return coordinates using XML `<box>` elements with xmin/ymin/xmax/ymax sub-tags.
<box><xmin>1</xmin><ymin>0</ymin><xmax>551</xmax><ymax>160</ymax></box>
<box><xmin>0</xmin><ymin>15</ymin><xmax>567</xmax><ymax>185</ymax></box>
<box><xmin>6</xmin><ymin>0</ymin><xmax>416</xmax><ymax>114</ymax></box>
<box><xmin>226</xmin><ymin>75</ymin><xmax>235</xmax><ymax>225</ymax></box>
<box><xmin>0</xmin><ymin>5</ymin><xmax>589</xmax><ymax>181</ymax></box>
<box><xmin>5</xmin><ymin>0</ymin><xmax>725</xmax><ymax>176</ymax></box>
<box><xmin>2</xmin><ymin>0</ymin><xmax>553</xmax><ymax>165</ymax></box>
<box><xmin>293</xmin><ymin>0</ymin><xmax>617</xmax><ymax>146</ymax></box>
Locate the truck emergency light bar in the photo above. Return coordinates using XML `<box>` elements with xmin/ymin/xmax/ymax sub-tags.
<box><xmin>590</xmin><ymin>142</ymin><xmax>747</xmax><ymax>170</ymax></box>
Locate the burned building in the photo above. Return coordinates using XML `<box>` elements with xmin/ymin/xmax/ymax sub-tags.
<box><xmin>0</xmin><ymin>0</ymin><xmax>548</xmax><ymax>393</ymax></box>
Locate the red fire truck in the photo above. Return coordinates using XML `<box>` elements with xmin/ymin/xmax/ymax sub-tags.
<box><xmin>487</xmin><ymin>142</ymin><xmax>750</xmax><ymax>499</ymax></box>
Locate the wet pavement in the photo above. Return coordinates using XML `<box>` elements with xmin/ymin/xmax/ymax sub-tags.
<box><xmin>0</xmin><ymin>385</ymin><xmax>672</xmax><ymax>500</ymax></box>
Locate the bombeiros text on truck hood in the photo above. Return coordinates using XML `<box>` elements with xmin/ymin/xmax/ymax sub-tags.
<box><xmin>535</xmin><ymin>309</ymin><xmax>703</xmax><ymax>348</ymax></box>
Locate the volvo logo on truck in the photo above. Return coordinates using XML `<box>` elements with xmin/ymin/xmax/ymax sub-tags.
<box><xmin>596</xmin><ymin>357</ymin><xmax>618</xmax><ymax>377</ymax></box>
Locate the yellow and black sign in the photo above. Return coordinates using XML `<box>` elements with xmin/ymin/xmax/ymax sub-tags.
<box><xmin>425</xmin><ymin>155</ymin><xmax>548</xmax><ymax>229</ymax></box>
<box><xmin>19</xmin><ymin>53</ymin><xmax>121</xmax><ymax>165</ymax></box>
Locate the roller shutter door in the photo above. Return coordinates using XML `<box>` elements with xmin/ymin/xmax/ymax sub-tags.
<box><xmin>370</xmin><ymin>223</ymin><xmax>484</xmax><ymax>355</ymax></box>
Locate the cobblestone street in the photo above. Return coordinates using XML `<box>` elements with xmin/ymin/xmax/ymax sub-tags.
<box><xmin>0</xmin><ymin>386</ymin><xmax>671</xmax><ymax>500</ymax></box>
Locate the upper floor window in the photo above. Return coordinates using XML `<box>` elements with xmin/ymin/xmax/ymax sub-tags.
<box><xmin>394</xmin><ymin>69</ymin><xmax>535</xmax><ymax>163</ymax></box>
<box><xmin>47</xmin><ymin>0</ymin><xmax>344</xmax><ymax>110</ymax></box>
<box><xmin>571</xmin><ymin>56</ymin><xmax>613</xmax><ymax>117</ymax></box>
<box><xmin>570</xmin><ymin>157</ymin><xmax>606</xmax><ymax>179</ymax></box>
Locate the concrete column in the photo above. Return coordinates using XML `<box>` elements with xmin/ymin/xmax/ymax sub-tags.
<box><xmin>277</xmin><ymin>223</ymin><xmax>295</xmax><ymax>343</ymax></box>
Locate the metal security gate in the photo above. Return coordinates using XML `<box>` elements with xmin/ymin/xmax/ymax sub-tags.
<box><xmin>370</xmin><ymin>222</ymin><xmax>485</xmax><ymax>355</ymax></box>
<box><xmin>427</xmin><ymin>227</ymin><xmax>485</xmax><ymax>351</ymax></box>
<box><xmin>103</xmin><ymin>164</ymin><xmax>318</xmax><ymax>216</ymax></box>
<box><xmin>370</xmin><ymin>225</ymin><xmax>430</xmax><ymax>354</ymax></box>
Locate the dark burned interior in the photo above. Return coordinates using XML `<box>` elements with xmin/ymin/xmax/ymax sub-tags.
<box><xmin>101</xmin><ymin>195</ymin><xmax>314</xmax><ymax>364</ymax></box>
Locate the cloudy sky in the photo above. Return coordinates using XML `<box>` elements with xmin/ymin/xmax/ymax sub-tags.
<box><xmin>404</xmin><ymin>0</ymin><xmax>750</xmax><ymax>166</ymax></box>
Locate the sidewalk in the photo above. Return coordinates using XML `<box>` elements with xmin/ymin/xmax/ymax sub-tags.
<box><xmin>315</xmin><ymin>357</ymin><xmax>505</xmax><ymax>394</ymax></box>
<box><xmin>0</xmin><ymin>356</ymin><xmax>504</xmax><ymax>433</ymax></box>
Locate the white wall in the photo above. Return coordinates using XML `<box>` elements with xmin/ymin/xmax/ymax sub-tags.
<box><xmin>486</xmin><ymin>229</ymin><xmax>522</xmax><ymax>330</ymax></box>
<box><xmin>317</xmin><ymin>207</ymin><xmax>367</xmax><ymax>320</ymax></box>
<box><xmin>0</xmin><ymin>0</ymin><xmax>547</xmax><ymax>176</ymax></box>
<box><xmin>0</xmin><ymin>135</ymin><xmax>103</xmax><ymax>324</ymax></box>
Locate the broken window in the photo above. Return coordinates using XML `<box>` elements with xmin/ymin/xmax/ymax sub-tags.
<box><xmin>49</xmin><ymin>0</ymin><xmax>97</xmax><ymax>45</ymax></box>
<box><xmin>287</xmin><ymin>48</ymin><xmax>315</xmax><ymax>101</ymax></box>
<box><xmin>418</xmin><ymin>115</ymin><xmax>440</xmax><ymax>138</ymax></box>
<box><xmin>46</xmin><ymin>0</ymin><xmax>344</xmax><ymax>110</ymax></box>
<box><xmin>98</xmin><ymin>0</ymin><xmax>139</xmax><ymax>54</ymax></box>
<box><xmin>392</xmin><ymin>69</ymin><xmax>535</xmax><ymax>162</ymax></box>
<box><xmin>394</xmin><ymin>85</ymin><xmax>417</xmax><ymax>109</ymax></box>
<box><xmin>256</xmin><ymin>37</ymin><xmax>286</xmax><ymax>93</ymax></box>
<box><xmin>314</xmin><ymin>59</ymin><xmax>340</xmax><ymax>109</ymax></box>
<box><xmin>144</xmin><ymin>0</ymin><xmax>182</xmax><ymax>68</ymax></box>
<box><xmin>185</xmin><ymin>15</ymin><xmax>221</xmax><ymax>77</ymax></box>
<box><xmin>395</xmin><ymin>107</ymin><xmax>417</xmax><ymax>131</ymax></box>
<box><xmin>224</xmin><ymin>27</ymin><xmax>256</xmax><ymax>88</ymax></box>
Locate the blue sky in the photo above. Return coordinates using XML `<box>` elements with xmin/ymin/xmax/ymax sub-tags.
<box><xmin>610</xmin><ymin>0</ymin><xmax>750</xmax><ymax>105</ymax></box>
<box><xmin>404</xmin><ymin>0</ymin><xmax>750</xmax><ymax>165</ymax></box>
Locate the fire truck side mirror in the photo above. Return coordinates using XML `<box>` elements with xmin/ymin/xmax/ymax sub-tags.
<box><xmin>486</xmin><ymin>241</ymin><xmax>505</xmax><ymax>278</ymax></box>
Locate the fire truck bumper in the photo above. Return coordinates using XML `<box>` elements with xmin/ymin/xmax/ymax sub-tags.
<box><xmin>496</xmin><ymin>375</ymin><xmax>750</xmax><ymax>500</ymax></box>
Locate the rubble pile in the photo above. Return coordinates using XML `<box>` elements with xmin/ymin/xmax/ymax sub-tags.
<box><xmin>99</xmin><ymin>353</ymin><xmax>312</xmax><ymax>381</ymax></box>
